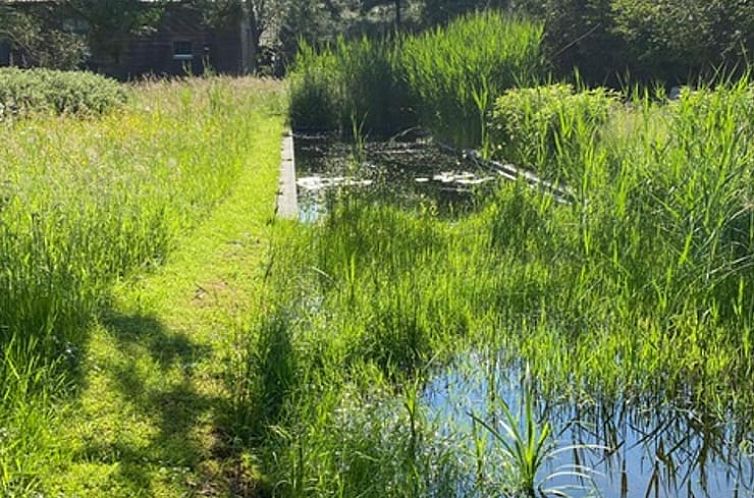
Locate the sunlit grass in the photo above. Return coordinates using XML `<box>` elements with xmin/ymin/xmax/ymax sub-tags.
<box><xmin>0</xmin><ymin>76</ymin><xmax>284</xmax><ymax>496</ymax></box>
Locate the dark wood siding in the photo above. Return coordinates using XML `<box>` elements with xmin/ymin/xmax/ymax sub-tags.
<box><xmin>210</xmin><ymin>25</ymin><xmax>243</xmax><ymax>74</ymax></box>
<box><xmin>0</xmin><ymin>41</ymin><xmax>10</xmax><ymax>66</ymax></box>
<box><xmin>119</xmin><ymin>5</ymin><xmax>213</xmax><ymax>79</ymax></box>
<box><xmin>2</xmin><ymin>2</ymin><xmax>243</xmax><ymax>79</ymax></box>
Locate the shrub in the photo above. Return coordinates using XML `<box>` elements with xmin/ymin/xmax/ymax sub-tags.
<box><xmin>0</xmin><ymin>67</ymin><xmax>126</xmax><ymax>119</ymax></box>
<box><xmin>490</xmin><ymin>84</ymin><xmax>619</xmax><ymax>178</ymax></box>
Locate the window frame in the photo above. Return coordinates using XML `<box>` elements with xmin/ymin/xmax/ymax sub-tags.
<box><xmin>172</xmin><ymin>40</ymin><xmax>194</xmax><ymax>61</ymax></box>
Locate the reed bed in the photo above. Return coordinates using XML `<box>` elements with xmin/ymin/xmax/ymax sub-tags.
<box><xmin>401</xmin><ymin>12</ymin><xmax>545</xmax><ymax>147</ymax></box>
<box><xmin>289</xmin><ymin>38</ymin><xmax>413</xmax><ymax>136</ymax></box>
<box><xmin>289</xmin><ymin>11</ymin><xmax>545</xmax><ymax>147</ymax></box>
<box><xmin>232</xmin><ymin>78</ymin><xmax>754</xmax><ymax>497</ymax></box>
<box><xmin>0</xmin><ymin>77</ymin><xmax>283</xmax><ymax>495</ymax></box>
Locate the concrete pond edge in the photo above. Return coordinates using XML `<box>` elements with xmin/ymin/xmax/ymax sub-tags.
<box><xmin>276</xmin><ymin>129</ymin><xmax>299</xmax><ymax>219</ymax></box>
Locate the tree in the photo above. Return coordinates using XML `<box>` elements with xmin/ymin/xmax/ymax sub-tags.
<box><xmin>193</xmin><ymin>0</ymin><xmax>283</xmax><ymax>73</ymax></box>
<box><xmin>612</xmin><ymin>0</ymin><xmax>754</xmax><ymax>82</ymax></box>
<box><xmin>65</xmin><ymin>0</ymin><xmax>166</xmax><ymax>69</ymax></box>
<box><xmin>539</xmin><ymin>0</ymin><xmax>754</xmax><ymax>85</ymax></box>
<box><xmin>421</xmin><ymin>0</ymin><xmax>510</xmax><ymax>25</ymax></box>
<box><xmin>279</xmin><ymin>0</ymin><xmax>420</xmax><ymax>54</ymax></box>
<box><xmin>361</xmin><ymin>0</ymin><xmax>404</xmax><ymax>28</ymax></box>
<box><xmin>540</xmin><ymin>0</ymin><xmax>624</xmax><ymax>84</ymax></box>
<box><xmin>278</xmin><ymin>0</ymin><xmax>352</xmax><ymax>61</ymax></box>
<box><xmin>0</xmin><ymin>4</ymin><xmax>87</xmax><ymax>69</ymax></box>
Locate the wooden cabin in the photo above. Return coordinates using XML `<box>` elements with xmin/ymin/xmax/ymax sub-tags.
<box><xmin>0</xmin><ymin>1</ymin><xmax>248</xmax><ymax>79</ymax></box>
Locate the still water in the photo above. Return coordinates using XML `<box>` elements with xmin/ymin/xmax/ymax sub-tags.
<box><xmin>293</xmin><ymin>135</ymin><xmax>497</xmax><ymax>222</ymax></box>
<box><xmin>424</xmin><ymin>354</ymin><xmax>754</xmax><ymax>498</ymax></box>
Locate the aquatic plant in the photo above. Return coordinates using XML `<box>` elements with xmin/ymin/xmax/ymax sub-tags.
<box><xmin>234</xmin><ymin>76</ymin><xmax>754</xmax><ymax>498</ymax></box>
<box><xmin>289</xmin><ymin>43</ymin><xmax>346</xmax><ymax>132</ymax></box>
<box><xmin>471</xmin><ymin>395</ymin><xmax>552</xmax><ymax>496</ymax></box>
<box><xmin>400</xmin><ymin>11</ymin><xmax>545</xmax><ymax>147</ymax></box>
<box><xmin>470</xmin><ymin>389</ymin><xmax>601</xmax><ymax>498</ymax></box>
<box><xmin>289</xmin><ymin>36</ymin><xmax>412</xmax><ymax>136</ymax></box>
<box><xmin>288</xmin><ymin>11</ymin><xmax>545</xmax><ymax>147</ymax></box>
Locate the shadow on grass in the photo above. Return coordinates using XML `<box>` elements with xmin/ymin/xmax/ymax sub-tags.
<box><xmin>73</xmin><ymin>311</ymin><xmax>220</xmax><ymax>495</ymax></box>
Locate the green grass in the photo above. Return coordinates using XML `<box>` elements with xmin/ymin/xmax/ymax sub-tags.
<box><xmin>49</xmin><ymin>104</ymin><xmax>285</xmax><ymax>496</ymax></box>
<box><xmin>0</xmin><ymin>77</ymin><xmax>285</xmax><ymax>496</ymax></box>
<box><xmin>4</xmin><ymin>54</ymin><xmax>754</xmax><ymax>498</ymax></box>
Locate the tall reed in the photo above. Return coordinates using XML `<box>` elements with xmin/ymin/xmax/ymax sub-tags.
<box><xmin>400</xmin><ymin>11</ymin><xmax>545</xmax><ymax>147</ymax></box>
<box><xmin>288</xmin><ymin>11</ymin><xmax>545</xmax><ymax>147</ymax></box>
<box><xmin>289</xmin><ymin>36</ymin><xmax>413</xmax><ymax>136</ymax></box>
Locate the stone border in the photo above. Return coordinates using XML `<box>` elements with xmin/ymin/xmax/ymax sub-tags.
<box><xmin>277</xmin><ymin>129</ymin><xmax>298</xmax><ymax>219</ymax></box>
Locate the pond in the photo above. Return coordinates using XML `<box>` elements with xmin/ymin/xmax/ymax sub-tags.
<box><xmin>424</xmin><ymin>353</ymin><xmax>754</xmax><ymax>498</ymax></box>
<box><xmin>293</xmin><ymin>134</ymin><xmax>500</xmax><ymax>223</ymax></box>
<box><xmin>290</xmin><ymin>135</ymin><xmax>754</xmax><ymax>498</ymax></box>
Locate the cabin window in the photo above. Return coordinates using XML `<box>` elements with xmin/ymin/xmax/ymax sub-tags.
<box><xmin>173</xmin><ymin>41</ymin><xmax>194</xmax><ymax>61</ymax></box>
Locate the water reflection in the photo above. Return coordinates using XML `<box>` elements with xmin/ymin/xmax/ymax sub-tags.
<box><xmin>293</xmin><ymin>135</ymin><xmax>495</xmax><ymax>222</ymax></box>
<box><xmin>423</xmin><ymin>354</ymin><xmax>754</xmax><ymax>498</ymax></box>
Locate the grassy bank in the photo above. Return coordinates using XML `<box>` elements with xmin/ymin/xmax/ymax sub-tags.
<box><xmin>0</xmin><ymin>77</ymin><xmax>284</xmax><ymax>496</ymax></box>
<box><xmin>50</xmin><ymin>102</ymin><xmax>285</xmax><ymax>496</ymax></box>
<box><xmin>228</xmin><ymin>79</ymin><xmax>754</xmax><ymax>497</ymax></box>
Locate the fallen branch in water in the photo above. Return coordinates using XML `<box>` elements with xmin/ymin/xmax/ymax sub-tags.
<box><xmin>434</xmin><ymin>140</ymin><xmax>576</xmax><ymax>205</ymax></box>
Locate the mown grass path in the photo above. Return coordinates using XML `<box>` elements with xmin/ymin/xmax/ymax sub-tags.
<box><xmin>49</xmin><ymin>113</ymin><xmax>285</xmax><ymax>497</ymax></box>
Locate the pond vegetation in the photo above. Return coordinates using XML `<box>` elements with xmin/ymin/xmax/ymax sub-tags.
<box><xmin>290</xmin><ymin>11</ymin><xmax>545</xmax><ymax>147</ymax></box>
<box><xmin>242</xmin><ymin>11</ymin><xmax>754</xmax><ymax>498</ymax></box>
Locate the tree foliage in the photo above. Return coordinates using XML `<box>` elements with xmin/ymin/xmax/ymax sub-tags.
<box><xmin>278</xmin><ymin>0</ymin><xmax>360</xmax><ymax>59</ymax></box>
<box><xmin>422</xmin><ymin>0</ymin><xmax>510</xmax><ymax>25</ymax></box>
<box><xmin>542</xmin><ymin>0</ymin><xmax>754</xmax><ymax>84</ymax></box>
<box><xmin>541</xmin><ymin>0</ymin><xmax>622</xmax><ymax>84</ymax></box>
<box><xmin>612</xmin><ymin>0</ymin><xmax>754</xmax><ymax>80</ymax></box>
<box><xmin>0</xmin><ymin>4</ymin><xmax>87</xmax><ymax>70</ymax></box>
<box><xmin>65</xmin><ymin>0</ymin><xmax>166</xmax><ymax>65</ymax></box>
<box><xmin>5</xmin><ymin>0</ymin><xmax>752</xmax><ymax>86</ymax></box>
